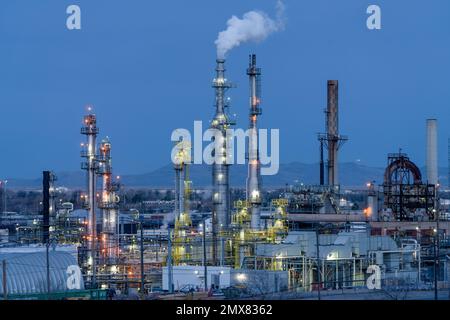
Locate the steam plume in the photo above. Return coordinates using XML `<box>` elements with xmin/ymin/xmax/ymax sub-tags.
<box><xmin>215</xmin><ymin>1</ymin><xmax>286</xmax><ymax>59</ymax></box>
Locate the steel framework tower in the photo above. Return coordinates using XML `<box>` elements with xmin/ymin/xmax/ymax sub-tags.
<box><xmin>246</xmin><ymin>54</ymin><xmax>262</xmax><ymax>230</ymax></box>
<box><xmin>173</xmin><ymin>139</ymin><xmax>192</xmax><ymax>264</ymax></box>
<box><xmin>318</xmin><ymin>81</ymin><xmax>347</xmax><ymax>187</ymax></box>
<box><xmin>426</xmin><ymin>119</ymin><xmax>438</xmax><ymax>185</ymax></box>
<box><xmin>81</xmin><ymin>110</ymin><xmax>99</xmax><ymax>286</ymax></box>
<box><xmin>174</xmin><ymin>139</ymin><xmax>192</xmax><ymax>228</ymax></box>
<box><xmin>97</xmin><ymin>137</ymin><xmax>120</xmax><ymax>266</ymax></box>
<box><xmin>211</xmin><ymin>59</ymin><xmax>234</xmax><ymax>264</ymax></box>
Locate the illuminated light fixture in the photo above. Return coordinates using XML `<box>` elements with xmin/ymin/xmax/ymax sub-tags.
<box><xmin>236</xmin><ymin>273</ymin><xmax>246</xmax><ymax>281</ymax></box>
<box><xmin>251</xmin><ymin>190</ymin><xmax>260</xmax><ymax>199</ymax></box>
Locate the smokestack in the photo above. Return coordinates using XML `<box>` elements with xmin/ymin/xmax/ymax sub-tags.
<box><xmin>42</xmin><ymin>171</ymin><xmax>50</xmax><ymax>244</ymax></box>
<box><xmin>327</xmin><ymin>80</ymin><xmax>339</xmax><ymax>186</ymax></box>
<box><xmin>246</xmin><ymin>54</ymin><xmax>262</xmax><ymax>230</ymax></box>
<box><xmin>426</xmin><ymin>119</ymin><xmax>438</xmax><ymax>185</ymax></box>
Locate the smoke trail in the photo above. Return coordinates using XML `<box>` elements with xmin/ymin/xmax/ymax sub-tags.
<box><xmin>215</xmin><ymin>1</ymin><xmax>286</xmax><ymax>59</ymax></box>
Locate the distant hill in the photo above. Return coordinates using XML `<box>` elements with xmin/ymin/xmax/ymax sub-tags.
<box><xmin>6</xmin><ymin>163</ymin><xmax>448</xmax><ymax>190</ymax></box>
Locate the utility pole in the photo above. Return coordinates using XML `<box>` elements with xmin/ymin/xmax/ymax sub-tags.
<box><xmin>434</xmin><ymin>186</ymin><xmax>440</xmax><ymax>301</ymax></box>
<box><xmin>434</xmin><ymin>229</ymin><xmax>438</xmax><ymax>300</ymax></box>
<box><xmin>140</xmin><ymin>214</ymin><xmax>145</xmax><ymax>297</ymax></box>
<box><xmin>203</xmin><ymin>221</ymin><xmax>208</xmax><ymax>292</ymax></box>
<box><xmin>43</xmin><ymin>171</ymin><xmax>51</xmax><ymax>244</ymax></box>
<box><xmin>2</xmin><ymin>260</ymin><xmax>7</xmax><ymax>300</ymax></box>
<box><xmin>167</xmin><ymin>229</ymin><xmax>173</xmax><ymax>294</ymax></box>
<box><xmin>1</xmin><ymin>180</ymin><xmax>7</xmax><ymax>217</ymax></box>
<box><xmin>46</xmin><ymin>240</ymin><xmax>50</xmax><ymax>298</ymax></box>
<box><xmin>315</xmin><ymin>223</ymin><xmax>321</xmax><ymax>300</ymax></box>
<box><xmin>434</xmin><ymin>213</ymin><xmax>440</xmax><ymax>300</ymax></box>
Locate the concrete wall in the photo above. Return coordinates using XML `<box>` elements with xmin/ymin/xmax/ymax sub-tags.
<box><xmin>162</xmin><ymin>266</ymin><xmax>231</xmax><ymax>291</ymax></box>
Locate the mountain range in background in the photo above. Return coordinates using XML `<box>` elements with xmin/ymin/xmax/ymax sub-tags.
<box><xmin>6</xmin><ymin>162</ymin><xmax>449</xmax><ymax>190</ymax></box>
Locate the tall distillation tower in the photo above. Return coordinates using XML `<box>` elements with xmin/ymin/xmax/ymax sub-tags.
<box><xmin>97</xmin><ymin>137</ymin><xmax>120</xmax><ymax>266</ymax></box>
<box><xmin>211</xmin><ymin>59</ymin><xmax>234</xmax><ymax>264</ymax></box>
<box><xmin>246</xmin><ymin>54</ymin><xmax>262</xmax><ymax>230</ymax></box>
<box><xmin>81</xmin><ymin>109</ymin><xmax>99</xmax><ymax>286</ymax></box>
<box><xmin>173</xmin><ymin>139</ymin><xmax>192</xmax><ymax>263</ymax></box>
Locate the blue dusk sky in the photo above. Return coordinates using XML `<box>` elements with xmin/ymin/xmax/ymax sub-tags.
<box><xmin>0</xmin><ymin>0</ymin><xmax>449</xmax><ymax>178</ymax></box>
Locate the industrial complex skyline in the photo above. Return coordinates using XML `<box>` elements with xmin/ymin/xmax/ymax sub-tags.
<box><xmin>1</xmin><ymin>0</ymin><xmax>450</xmax><ymax>179</ymax></box>
<box><xmin>1</xmin><ymin>0</ymin><xmax>450</xmax><ymax>303</ymax></box>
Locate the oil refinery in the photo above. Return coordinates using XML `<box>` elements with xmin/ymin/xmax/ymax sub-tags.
<box><xmin>0</xmin><ymin>53</ymin><xmax>449</xmax><ymax>301</ymax></box>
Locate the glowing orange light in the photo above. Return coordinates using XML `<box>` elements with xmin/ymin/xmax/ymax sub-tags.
<box><xmin>364</xmin><ymin>208</ymin><xmax>372</xmax><ymax>217</ymax></box>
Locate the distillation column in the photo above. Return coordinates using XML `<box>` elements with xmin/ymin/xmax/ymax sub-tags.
<box><xmin>323</xmin><ymin>80</ymin><xmax>347</xmax><ymax>188</ymax></box>
<box><xmin>426</xmin><ymin>119</ymin><xmax>438</xmax><ymax>186</ymax></box>
<box><xmin>246</xmin><ymin>54</ymin><xmax>262</xmax><ymax>230</ymax></box>
<box><xmin>173</xmin><ymin>140</ymin><xmax>192</xmax><ymax>264</ymax></box>
<box><xmin>174</xmin><ymin>140</ymin><xmax>191</xmax><ymax>226</ymax></box>
<box><xmin>97</xmin><ymin>137</ymin><xmax>119</xmax><ymax>265</ymax></box>
<box><xmin>211</xmin><ymin>59</ymin><xmax>234</xmax><ymax>264</ymax></box>
<box><xmin>81</xmin><ymin>111</ymin><xmax>99</xmax><ymax>286</ymax></box>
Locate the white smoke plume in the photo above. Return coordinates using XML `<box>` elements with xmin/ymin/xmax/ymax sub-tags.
<box><xmin>215</xmin><ymin>1</ymin><xmax>286</xmax><ymax>59</ymax></box>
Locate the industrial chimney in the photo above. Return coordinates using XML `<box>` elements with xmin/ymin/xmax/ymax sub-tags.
<box><xmin>327</xmin><ymin>80</ymin><xmax>339</xmax><ymax>186</ymax></box>
<box><xmin>246</xmin><ymin>54</ymin><xmax>262</xmax><ymax>230</ymax></box>
<box><xmin>426</xmin><ymin>119</ymin><xmax>438</xmax><ymax>185</ymax></box>
<box><xmin>318</xmin><ymin>81</ymin><xmax>347</xmax><ymax>189</ymax></box>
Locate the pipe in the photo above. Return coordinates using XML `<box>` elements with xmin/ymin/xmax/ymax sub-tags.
<box><xmin>288</xmin><ymin>213</ymin><xmax>368</xmax><ymax>222</ymax></box>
